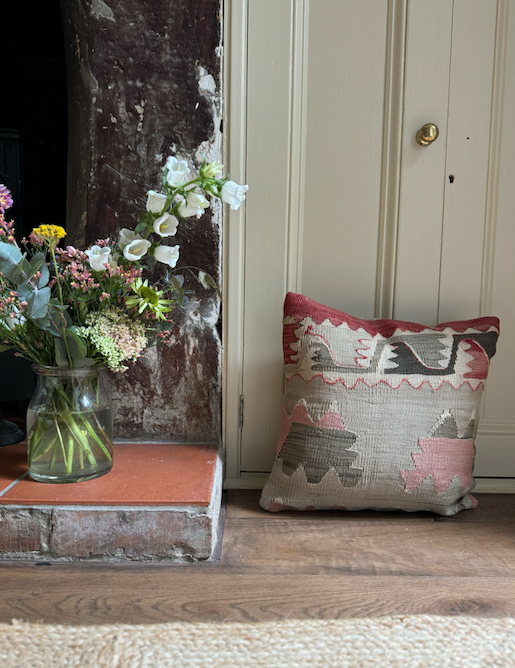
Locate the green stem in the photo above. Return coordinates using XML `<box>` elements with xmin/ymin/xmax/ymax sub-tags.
<box><xmin>53</xmin><ymin>416</ymin><xmax>68</xmax><ymax>471</ymax></box>
<box><xmin>83</xmin><ymin>418</ymin><xmax>112</xmax><ymax>462</ymax></box>
<box><xmin>66</xmin><ymin>435</ymin><xmax>74</xmax><ymax>474</ymax></box>
<box><xmin>50</xmin><ymin>245</ymin><xmax>73</xmax><ymax>368</ymax></box>
<box><xmin>30</xmin><ymin>431</ymin><xmax>59</xmax><ymax>463</ymax></box>
<box><xmin>64</xmin><ymin>414</ymin><xmax>97</xmax><ymax>467</ymax></box>
<box><xmin>90</xmin><ymin>410</ymin><xmax>113</xmax><ymax>452</ymax></box>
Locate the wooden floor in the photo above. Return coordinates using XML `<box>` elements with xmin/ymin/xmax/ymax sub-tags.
<box><xmin>1</xmin><ymin>490</ymin><xmax>515</xmax><ymax>625</ymax></box>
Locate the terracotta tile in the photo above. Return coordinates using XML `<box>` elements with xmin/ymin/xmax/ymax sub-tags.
<box><xmin>0</xmin><ymin>443</ymin><xmax>28</xmax><ymax>496</ymax></box>
<box><xmin>0</xmin><ymin>442</ymin><xmax>218</xmax><ymax>506</ymax></box>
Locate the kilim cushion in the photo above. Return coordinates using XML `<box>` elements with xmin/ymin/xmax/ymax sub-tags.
<box><xmin>259</xmin><ymin>292</ymin><xmax>500</xmax><ymax>516</ymax></box>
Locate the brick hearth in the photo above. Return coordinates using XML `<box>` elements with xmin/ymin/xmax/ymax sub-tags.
<box><xmin>0</xmin><ymin>442</ymin><xmax>224</xmax><ymax>562</ymax></box>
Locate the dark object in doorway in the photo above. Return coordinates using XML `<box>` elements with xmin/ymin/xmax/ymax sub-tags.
<box><xmin>0</xmin><ymin>418</ymin><xmax>25</xmax><ymax>447</ymax></box>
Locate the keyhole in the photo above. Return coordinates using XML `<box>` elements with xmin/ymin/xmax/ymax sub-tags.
<box><xmin>449</xmin><ymin>174</ymin><xmax>455</xmax><ymax>184</ymax></box>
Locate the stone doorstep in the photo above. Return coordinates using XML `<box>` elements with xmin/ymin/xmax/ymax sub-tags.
<box><xmin>0</xmin><ymin>442</ymin><xmax>224</xmax><ymax>563</ymax></box>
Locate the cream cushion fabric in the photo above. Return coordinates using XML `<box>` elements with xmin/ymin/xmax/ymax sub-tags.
<box><xmin>260</xmin><ymin>293</ymin><xmax>500</xmax><ymax>516</ymax></box>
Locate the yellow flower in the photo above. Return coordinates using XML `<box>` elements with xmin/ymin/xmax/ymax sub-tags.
<box><xmin>32</xmin><ymin>224</ymin><xmax>66</xmax><ymax>248</ymax></box>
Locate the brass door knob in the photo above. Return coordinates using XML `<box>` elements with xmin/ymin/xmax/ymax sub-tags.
<box><xmin>416</xmin><ymin>123</ymin><xmax>439</xmax><ymax>146</ymax></box>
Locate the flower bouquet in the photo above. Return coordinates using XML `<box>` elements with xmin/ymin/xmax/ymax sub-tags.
<box><xmin>0</xmin><ymin>159</ymin><xmax>248</xmax><ymax>482</ymax></box>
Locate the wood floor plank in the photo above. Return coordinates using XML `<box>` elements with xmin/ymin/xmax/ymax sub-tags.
<box><xmin>1</xmin><ymin>491</ymin><xmax>515</xmax><ymax>626</ymax></box>
<box><xmin>219</xmin><ymin>517</ymin><xmax>515</xmax><ymax>577</ymax></box>
<box><xmin>435</xmin><ymin>493</ymin><xmax>515</xmax><ymax>523</ymax></box>
<box><xmin>1</xmin><ymin>567</ymin><xmax>514</xmax><ymax>624</ymax></box>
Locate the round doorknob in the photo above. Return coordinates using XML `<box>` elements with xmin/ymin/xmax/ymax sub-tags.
<box><xmin>416</xmin><ymin>123</ymin><xmax>439</xmax><ymax>146</ymax></box>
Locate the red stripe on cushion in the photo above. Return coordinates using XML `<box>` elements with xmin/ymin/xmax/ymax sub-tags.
<box><xmin>283</xmin><ymin>323</ymin><xmax>299</xmax><ymax>364</ymax></box>
<box><xmin>284</xmin><ymin>292</ymin><xmax>500</xmax><ymax>335</ymax></box>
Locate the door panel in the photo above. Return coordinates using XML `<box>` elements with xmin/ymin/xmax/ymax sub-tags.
<box><xmin>394</xmin><ymin>0</ymin><xmax>453</xmax><ymax>324</ymax></box>
<box><xmin>438</xmin><ymin>0</ymin><xmax>498</xmax><ymax>324</ymax></box>
<box><xmin>301</xmin><ymin>0</ymin><xmax>388</xmax><ymax>315</ymax></box>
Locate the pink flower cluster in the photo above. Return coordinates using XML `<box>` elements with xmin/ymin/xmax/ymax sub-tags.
<box><xmin>0</xmin><ymin>284</ymin><xmax>27</xmax><ymax>319</ymax></box>
<box><xmin>156</xmin><ymin>327</ymin><xmax>176</xmax><ymax>346</ymax></box>
<box><xmin>0</xmin><ymin>213</ymin><xmax>16</xmax><ymax>244</ymax></box>
<box><xmin>54</xmin><ymin>246</ymin><xmax>100</xmax><ymax>295</ymax></box>
<box><xmin>104</xmin><ymin>262</ymin><xmax>143</xmax><ymax>287</ymax></box>
<box><xmin>94</xmin><ymin>237</ymin><xmax>111</xmax><ymax>248</ymax></box>
<box><xmin>26</xmin><ymin>231</ymin><xmax>44</xmax><ymax>248</ymax></box>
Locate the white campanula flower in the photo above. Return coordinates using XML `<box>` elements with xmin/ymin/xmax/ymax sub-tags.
<box><xmin>153</xmin><ymin>212</ymin><xmax>179</xmax><ymax>238</ymax></box>
<box><xmin>146</xmin><ymin>190</ymin><xmax>167</xmax><ymax>214</ymax></box>
<box><xmin>177</xmin><ymin>191</ymin><xmax>210</xmax><ymax>218</ymax></box>
<box><xmin>123</xmin><ymin>239</ymin><xmax>152</xmax><ymax>261</ymax></box>
<box><xmin>221</xmin><ymin>180</ymin><xmax>249</xmax><ymax>210</ymax></box>
<box><xmin>85</xmin><ymin>245</ymin><xmax>112</xmax><ymax>271</ymax></box>
<box><xmin>154</xmin><ymin>244</ymin><xmax>180</xmax><ymax>268</ymax></box>
<box><xmin>118</xmin><ymin>228</ymin><xmax>143</xmax><ymax>250</ymax></box>
<box><xmin>165</xmin><ymin>156</ymin><xmax>190</xmax><ymax>186</ymax></box>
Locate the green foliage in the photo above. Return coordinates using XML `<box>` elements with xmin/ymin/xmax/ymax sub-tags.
<box><xmin>54</xmin><ymin>328</ymin><xmax>89</xmax><ymax>368</ymax></box>
<box><xmin>0</xmin><ymin>241</ymin><xmax>23</xmax><ymax>281</ymax></box>
<box><xmin>31</xmin><ymin>252</ymin><xmax>50</xmax><ymax>288</ymax></box>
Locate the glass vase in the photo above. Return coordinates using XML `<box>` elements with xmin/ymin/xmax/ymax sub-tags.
<box><xmin>26</xmin><ymin>365</ymin><xmax>114</xmax><ymax>483</ymax></box>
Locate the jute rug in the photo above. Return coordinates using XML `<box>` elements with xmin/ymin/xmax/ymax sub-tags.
<box><xmin>1</xmin><ymin>615</ymin><xmax>514</xmax><ymax>667</ymax></box>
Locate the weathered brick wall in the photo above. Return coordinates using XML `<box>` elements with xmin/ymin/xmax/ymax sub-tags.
<box><xmin>60</xmin><ymin>0</ymin><xmax>222</xmax><ymax>442</ymax></box>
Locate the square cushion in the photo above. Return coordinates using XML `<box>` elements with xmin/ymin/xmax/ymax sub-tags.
<box><xmin>259</xmin><ymin>293</ymin><xmax>500</xmax><ymax>516</ymax></box>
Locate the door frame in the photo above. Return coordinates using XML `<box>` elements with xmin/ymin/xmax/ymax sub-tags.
<box><xmin>222</xmin><ymin>0</ymin><xmax>515</xmax><ymax>492</ymax></box>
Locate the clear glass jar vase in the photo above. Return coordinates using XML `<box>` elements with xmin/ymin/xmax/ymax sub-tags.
<box><xmin>26</xmin><ymin>365</ymin><xmax>114</xmax><ymax>483</ymax></box>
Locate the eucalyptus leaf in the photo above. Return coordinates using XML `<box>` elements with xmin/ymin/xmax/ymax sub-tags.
<box><xmin>26</xmin><ymin>287</ymin><xmax>51</xmax><ymax>320</ymax></box>
<box><xmin>31</xmin><ymin>303</ymin><xmax>70</xmax><ymax>337</ymax></box>
<box><xmin>31</xmin><ymin>313</ymin><xmax>61</xmax><ymax>337</ymax></box>
<box><xmin>11</xmin><ymin>257</ymin><xmax>32</xmax><ymax>285</ymax></box>
<box><xmin>31</xmin><ymin>252</ymin><xmax>50</xmax><ymax>288</ymax></box>
<box><xmin>17</xmin><ymin>284</ymin><xmax>32</xmax><ymax>302</ymax></box>
<box><xmin>0</xmin><ymin>241</ymin><xmax>22</xmax><ymax>281</ymax></box>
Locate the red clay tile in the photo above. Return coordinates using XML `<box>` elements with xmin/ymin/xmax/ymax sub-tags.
<box><xmin>0</xmin><ymin>442</ymin><xmax>218</xmax><ymax>506</ymax></box>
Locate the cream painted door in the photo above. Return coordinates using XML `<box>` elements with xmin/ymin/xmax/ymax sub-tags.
<box><xmin>223</xmin><ymin>0</ymin><xmax>515</xmax><ymax>489</ymax></box>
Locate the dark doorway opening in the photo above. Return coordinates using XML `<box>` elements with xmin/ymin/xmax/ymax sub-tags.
<box><xmin>0</xmin><ymin>1</ymin><xmax>68</xmax><ymax>434</ymax></box>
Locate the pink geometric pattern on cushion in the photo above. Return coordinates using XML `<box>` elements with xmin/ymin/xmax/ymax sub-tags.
<box><xmin>276</xmin><ymin>402</ymin><xmax>347</xmax><ymax>455</ymax></box>
<box><xmin>286</xmin><ymin>292</ymin><xmax>500</xmax><ymax>336</ymax></box>
<box><xmin>462</xmin><ymin>339</ymin><xmax>490</xmax><ymax>379</ymax></box>
<box><xmin>401</xmin><ymin>437</ymin><xmax>475</xmax><ymax>493</ymax></box>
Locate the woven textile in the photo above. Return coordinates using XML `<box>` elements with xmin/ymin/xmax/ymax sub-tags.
<box><xmin>2</xmin><ymin>616</ymin><xmax>515</xmax><ymax>668</ymax></box>
<box><xmin>260</xmin><ymin>293</ymin><xmax>500</xmax><ymax>516</ymax></box>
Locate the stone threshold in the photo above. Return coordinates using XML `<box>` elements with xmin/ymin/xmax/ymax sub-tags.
<box><xmin>0</xmin><ymin>442</ymin><xmax>224</xmax><ymax>562</ymax></box>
